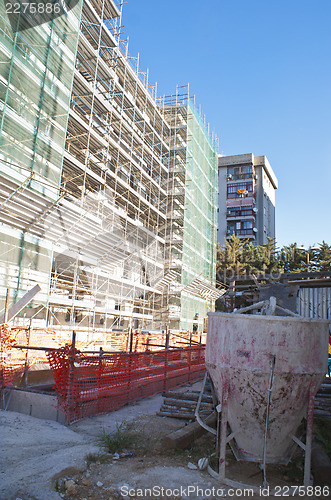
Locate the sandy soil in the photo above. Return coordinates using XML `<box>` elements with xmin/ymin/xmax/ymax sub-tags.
<box><xmin>0</xmin><ymin>390</ymin><xmax>165</xmax><ymax>500</ymax></box>
<box><xmin>1</xmin><ymin>382</ymin><xmax>329</xmax><ymax>500</ymax></box>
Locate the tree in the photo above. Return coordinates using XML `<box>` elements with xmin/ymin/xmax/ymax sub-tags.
<box><xmin>253</xmin><ymin>237</ymin><xmax>278</xmax><ymax>274</ymax></box>
<box><xmin>217</xmin><ymin>235</ymin><xmax>281</xmax><ymax>283</ymax></box>
<box><xmin>278</xmin><ymin>243</ymin><xmax>307</xmax><ymax>272</ymax></box>
<box><xmin>316</xmin><ymin>241</ymin><xmax>331</xmax><ymax>271</ymax></box>
<box><xmin>216</xmin><ymin>238</ymin><xmax>331</xmax><ymax>285</ymax></box>
<box><xmin>216</xmin><ymin>234</ymin><xmax>248</xmax><ymax>282</ymax></box>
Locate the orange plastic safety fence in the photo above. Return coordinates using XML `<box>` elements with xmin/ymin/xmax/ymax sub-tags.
<box><xmin>0</xmin><ymin>324</ymin><xmax>25</xmax><ymax>387</ymax></box>
<box><xmin>47</xmin><ymin>346</ymin><xmax>206</xmax><ymax>424</ymax></box>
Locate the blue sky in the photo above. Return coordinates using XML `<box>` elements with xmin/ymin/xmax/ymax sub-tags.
<box><xmin>121</xmin><ymin>0</ymin><xmax>331</xmax><ymax>249</ymax></box>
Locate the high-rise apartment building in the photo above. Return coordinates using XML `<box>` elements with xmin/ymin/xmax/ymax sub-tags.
<box><xmin>218</xmin><ymin>154</ymin><xmax>278</xmax><ymax>246</ymax></box>
<box><xmin>0</xmin><ymin>1</ymin><xmax>219</xmax><ymax>333</ymax></box>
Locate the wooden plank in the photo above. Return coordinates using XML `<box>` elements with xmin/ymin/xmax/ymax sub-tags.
<box><xmin>162</xmin><ymin>391</ymin><xmax>213</xmax><ymax>403</ymax></box>
<box><xmin>161</xmin><ymin>412</ymin><xmax>217</xmax><ymax>449</ymax></box>
<box><xmin>163</xmin><ymin>398</ymin><xmax>213</xmax><ymax>410</ymax></box>
<box><xmin>160</xmin><ymin>405</ymin><xmax>210</xmax><ymax>416</ymax></box>
<box><xmin>157</xmin><ymin>412</ymin><xmax>195</xmax><ymax>420</ymax></box>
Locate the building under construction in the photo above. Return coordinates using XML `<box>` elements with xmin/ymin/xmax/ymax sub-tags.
<box><xmin>0</xmin><ymin>0</ymin><xmax>221</xmax><ymax>336</ymax></box>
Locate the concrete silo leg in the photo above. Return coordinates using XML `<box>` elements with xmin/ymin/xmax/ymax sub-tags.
<box><xmin>304</xmin><ymin>387</ymin><xmax>315</xmax><ymax>487</ymax></box>
<box><xmin>219</xmin><ymin>389</ymin><xmax>228</xmax><ymax>480</ymax></box>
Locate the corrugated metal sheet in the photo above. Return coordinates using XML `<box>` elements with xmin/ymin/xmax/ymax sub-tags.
<box><xmin>297</xmin><ymin>287</ymin><xmax>331</xmax><ymax>320</ymax></box>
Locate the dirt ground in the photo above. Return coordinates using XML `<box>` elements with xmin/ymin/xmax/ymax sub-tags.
<box><xmin>1</xmin><ymin>382</ymin><xmax>330</xmax><ymax>500</ymax></box>
<box><xmin>51</xmin><ymin>415</ymin><xmax>330</xmax><ymax>500</ymax></box>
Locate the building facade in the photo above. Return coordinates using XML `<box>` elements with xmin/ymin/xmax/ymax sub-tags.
<box><xmin>165</xmin><ymin>97</ymin><xmax>218</xmax><ymax>331</ymax></box>
<box><xmin>0</xmin><ymin>0</ymin><xmax>84</xmax><ymax>306</ymax></box>
<box><xmin>0</xmin><ymin>1</ymin><xmax>219</xmax><ymax>333</ymax></box>
<box><xmin>218</xmin><ymin>153</ymin><xmax>278</xmax><ymax>246</ymax></box>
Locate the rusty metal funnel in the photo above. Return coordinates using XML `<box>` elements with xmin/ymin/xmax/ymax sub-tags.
<box><xmin>205</xmin><ymin>310</ymin><xmax>329</xmax><ymax>488</ymax></box>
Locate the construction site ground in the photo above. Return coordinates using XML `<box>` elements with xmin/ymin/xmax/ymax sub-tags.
<box><xmin>1</xmin><ymin>382</ymin><xmax>329</xmax><ymax>500</ymax></box>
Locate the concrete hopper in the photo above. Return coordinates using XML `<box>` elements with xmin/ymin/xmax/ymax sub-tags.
<box><xmin>204</xmin><ymin>311</ymin><xmax>329</xmax><ymax>488</ymax></box>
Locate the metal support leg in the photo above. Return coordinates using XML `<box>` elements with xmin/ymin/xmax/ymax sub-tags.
<box><xmin>219</xmin><ymin>388</ymin><xmax>228</xmax><ymax>480</ymax></box>
<box><xmin>304</xmin><ymin>387</ymin><xmax>315</xmax><ymax>487</ymax></box>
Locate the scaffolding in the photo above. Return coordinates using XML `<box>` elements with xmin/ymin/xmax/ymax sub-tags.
<box><xmin>162</xmin><ymin>86</ymin><xmax>219</xmax><ymax>331</ymax></box>
<box><xmin>0</xmin><ymin>0</ymin><xmax>84</xmax><ymax>309</ymax></box>
<box><xmin>52</xmin><ymin>0</ymin><xmax>171</xmax><ymax>332</ymax></box>
<box><xmin>0</xmin><ymin>0</ymin><xmax>222</xmax><ymax>339</ymax></box>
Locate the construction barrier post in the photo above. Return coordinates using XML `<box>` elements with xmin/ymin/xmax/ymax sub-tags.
<box><xmin>66</xmin><ymin>331</ymin><xmax>76</xmax><ymax>425</ymax></box>
<box><xmin>165</xmin><ymin>326</ymin><xmax>169</xmax><ymax>349</ymax></box>
<box><xmin>163</xmin><ymin>327</ymin><xmax>169</xmax><ymax>391</ymax></box>
<box><xmin>129</xmin><ymin>328</ymin><xmax>133</xmax><ymax>353</ymax></box>
<box><xmin>23</xmin><ymin>320</ymin><xmax>31</xmax><ymax>386</ymax></box>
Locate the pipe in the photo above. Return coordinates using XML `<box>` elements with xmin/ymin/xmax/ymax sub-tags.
<box><xmin>195</xmin><ymin>372</ymin><xmax>217</xmax><ymax>436</ymax></box>
<box><xmin>262</xmin><ymin>354</ymin><xmax>276</xmax><ymax>487</ymax></box>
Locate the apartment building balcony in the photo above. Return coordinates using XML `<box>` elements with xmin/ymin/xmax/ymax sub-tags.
<box><xmin>226</xmin><ymin>208</ymin><xmax>257</xmax><ymax>220</ymax></box>
<box><xmin>227</xmin><ymin>172</ymin><xmax>256</xmax><ymax>181</ymax></box>
<box><xmin>226</xmin><ymin>163</ymin><xmax>256</xmax><ymax>182</ymax></box>
<box><xmin>226</xmin><ymin>197</ymin><xmax>256</xmax><ymax>208</ymax></box>
<box><xmin>227</xmin><ymin>190</ymin><xmax>255</xmax><ymax>200</ymax></box>
<box><xmin>226</xmin><ymin>228</ymin><xmax>256</xmax><ymax>239</ymax></box>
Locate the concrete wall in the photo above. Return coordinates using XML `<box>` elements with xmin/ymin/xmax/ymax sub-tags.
<box><xmin>1</xmin><ymin>389</ymin><xmax>65</xmax><ymax>424</ymax></box>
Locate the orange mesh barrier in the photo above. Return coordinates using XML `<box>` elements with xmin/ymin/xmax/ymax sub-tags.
<box><xmin>47</xmin><ymin>345</ymin><xmax>206</xmax><ymax>424</ymax></box>
<box><xmin>0</xmin><ymin>325</ymin><xmax>205</xmax><ymax>370</ymax></box>
<box><xmin>0</xmin><ymin>324</ymin><xmax>25</xmax><ymax>387</ymax></box>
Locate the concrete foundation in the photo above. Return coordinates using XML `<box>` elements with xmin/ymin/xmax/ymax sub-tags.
<box><xmin>1</xmin><ymin>387</ymin><xmax>65</xmax><ymax>424</ymax></box>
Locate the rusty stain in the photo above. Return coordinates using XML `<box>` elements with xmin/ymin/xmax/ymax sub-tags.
<box><xmin>237</xmin><ymin>350</ymin><xmax>250</xmax><ymax>358</ymax></box>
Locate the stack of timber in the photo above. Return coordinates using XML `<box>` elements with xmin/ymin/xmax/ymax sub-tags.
<box><xmin>158</xmin><ymin>390</ymin><xmax>214</xmax><ymax>420</ymax></box>
<box><xmin>314</xmin><ymin>377</ymin><xmax>331</xmax><ymax>417</ymax></box>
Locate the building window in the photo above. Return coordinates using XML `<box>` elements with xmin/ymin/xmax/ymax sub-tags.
<box><xmin>242</xmin><ymin>220</ymin><xmax>253</xmax><ymax>229</ymax></box>
<box><xmin>227</xmin><ymin>182</ymin><xmax>253</xmax><ymax>199</ymax></box>
<box><xmin>227</xmin><ymin>165</ymin><xmax>252</xmax><ymax>180</ymax></box>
